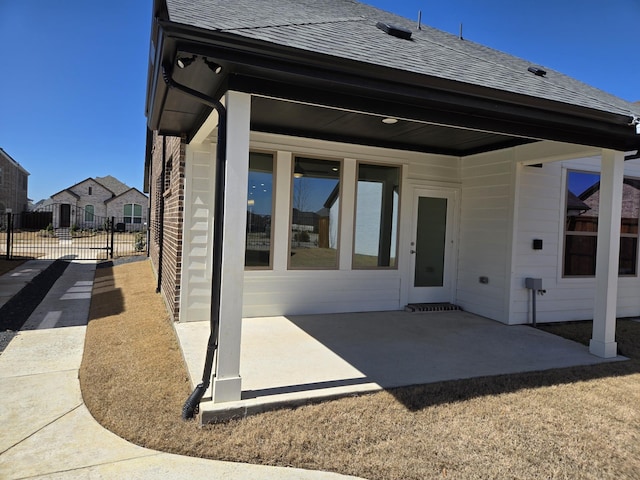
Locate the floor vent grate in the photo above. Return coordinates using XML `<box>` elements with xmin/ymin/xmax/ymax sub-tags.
<box><xmin>405</xmin><ymin>303</ymin><xmax>462</xmax><ymax>313</ymax></box>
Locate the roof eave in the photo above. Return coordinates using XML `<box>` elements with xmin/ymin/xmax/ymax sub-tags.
<box><xmin>146</xmin><ymin>21</ymin><xmax>640</xmax><ymax>153</ymax></box>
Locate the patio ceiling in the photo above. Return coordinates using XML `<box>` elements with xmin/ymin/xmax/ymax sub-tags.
<box><xmin>154</xmin><ymin>60</ymin><xmax>535</xmax><ymax>157</ymax></box>
<box><xmin>249</xmin><ymin>96</ymin><xmax>533</xmax><ymax>157</ymax></box>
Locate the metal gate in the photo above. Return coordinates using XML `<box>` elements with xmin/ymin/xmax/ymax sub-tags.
<box><xmin>1</xmin><ymin>204</ymin><xmax>147</xmax><ymax>261</ymax></box>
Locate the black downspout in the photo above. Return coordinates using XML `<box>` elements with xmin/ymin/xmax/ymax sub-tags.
<box><xmin>146</xmin><ymin>146</ymin><xmax>152</xmax><ymax>258</ymax></box>
<box><xmin>156</xmin><ymin>137</ymin><xmax>166</xmax><ymax>294</ymax></box>
<box><xmin>160</xmin><ymin>64</ymin><xmax>228</xmax><ymax>420</ymax></box>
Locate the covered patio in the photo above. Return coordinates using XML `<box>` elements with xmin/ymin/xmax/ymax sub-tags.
<box><xmin>175</xmin><ymin>310</ymin><xmax>624</xmax><ymax>423</ymax></box>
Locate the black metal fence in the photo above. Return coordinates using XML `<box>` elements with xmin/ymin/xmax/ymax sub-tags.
<box><xmin>1</xmin><ymin>204</ymin><xmax>147</xmax><ymax>261</ymax></box>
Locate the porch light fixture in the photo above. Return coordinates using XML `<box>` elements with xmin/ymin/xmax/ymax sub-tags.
<box><xmin>382</xmin><ymin>117</ymin><xmax>398</xmax><ymax>124</ymax></box>
<box><xmin>176</xmin><ymin>55</ymin><xmax>197</xmax><ymax>69</ymax></box>
<box><xmin>204</xmin><ymin>58</ymin><xmax>223</xmax><ymax>74</ymax></box>
<box><xmin>293</xmin><ymin>163</ymin><xmax>305</xmax><ymax>178</ymax></box>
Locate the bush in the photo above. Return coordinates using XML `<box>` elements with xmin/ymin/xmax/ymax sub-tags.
<box><xmin>294</xmin><ymin>231</ymin><xmax>310</xmax><ymax>242</ymax></box>
<box><xmin>134</xmin><ymin>232</ymin><xmax>147</xmax><ymax>252</ymax></box>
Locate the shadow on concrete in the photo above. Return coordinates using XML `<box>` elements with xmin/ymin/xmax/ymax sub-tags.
<box><xmin>0</xmin><ymin>260</ymin><xmax>69</xmax><ymax>331</ymax></box>
<box><xmin>280</xmin><ymin>312</ymin><xmax>639</xmax><ymax>411</ymax></box>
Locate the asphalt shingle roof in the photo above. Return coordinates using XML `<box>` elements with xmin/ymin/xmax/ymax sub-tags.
<box><xmin>94</xmin><ymin>175</ymin><xmax>130</xmax><ymax>196</ymax></box>
<box><xmin>165</xmin><ymin>0</ymin><xmax>638</xmax><ymax>119</ymax></box>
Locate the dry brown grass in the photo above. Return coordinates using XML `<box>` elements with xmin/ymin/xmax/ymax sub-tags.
<box><xmin>80</xmin><ymin>260</ymin><xmax>640</xmax><ymax>479</ymax></box>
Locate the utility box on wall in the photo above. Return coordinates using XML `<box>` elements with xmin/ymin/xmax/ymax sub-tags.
<box><xmin>525</xmin><ymin>277</ymin><xmax>543</xmax><ymax>290</ymax></box>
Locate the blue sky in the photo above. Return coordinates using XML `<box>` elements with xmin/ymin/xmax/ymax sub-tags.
<box><xmin>1</xmin><ymin>0</ymin><xmax>638</xmax><ymax>203</ymax></box>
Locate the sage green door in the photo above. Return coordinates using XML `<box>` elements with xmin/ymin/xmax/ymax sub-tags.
<box><xmin>408</xmin><ymin>189</ymin><xmax>456</xmax><ymax>303</ymax></box>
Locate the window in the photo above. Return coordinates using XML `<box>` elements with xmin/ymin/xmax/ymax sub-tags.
<box><xmin>353</xmin><ymin>164</ymin><xmax>400</xmax><ymax>268</ymax></box>
<box><xmin>164</xmin><ymin>158</ymin><xmax>173</xmax><ymax>191</ymax></box>
<box><xmin>564</xmin><ymin>170</ymin><xmax>639</xmax><ymax>276</ymax></box>
<box><xmin>124</xmin><ymin>203</ymin><xmax>142</xmax><ymax>224</ymax></box>
<box><xmin>85</xmin><ymin>205</ymin><xmax>94</xmax><ymax>222</ymax></box>
<box><xmin>290</xmin><ymin>157</ymin><xmax>341</xmax><ymax>269</ymax></box>
<box><xmin>88</xmin><ymin>186</ymin><xmax>92</xmax><ymax>195</ymax></box>
<box><xmin>245</xmin><ymin>152</ymin><xmax>274</xmax><ymax>268</ymax></box>
<box><xmin>153</xmin><ymin>175</ymin><xmax>162</xmax><ymax>244</ymax></box>
<box><xmin>0</xmin><ymin>167</ymin><xmax>3</xmax><ymax>186</ymax></box>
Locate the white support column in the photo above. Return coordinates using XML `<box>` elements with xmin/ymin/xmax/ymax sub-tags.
<box><xmin>212</xmin><ymin>91</ymin><xmax>251</xmax><ymax>402</ymax></box>
<box><xmin>590</xmin><ymin>149</ymin><xmax>624</xmax><ymax>358</ymax></box>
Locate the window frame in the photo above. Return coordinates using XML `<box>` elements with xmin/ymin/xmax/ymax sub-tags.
<box><xmin>288</xmin><ymin>155</ymin><xmax>343</xmax><ymax>271</ymax></box>
<box><xmin>84</xmin><ymin>204</ymin><xmax>95</xmax><ymax>222</ymax></box>
<box><xmin>352</xmin><ymin>161</ymin><xmax>401</xmax><ymax>270</ymax></box>
<box><xmin>562</xmin><ymin>168</ymin><xmax>640</xmax><ymax>278</ymax></box>
<box><xmin>245</xmin><ymin>150</ymin><xmax>277</xmax><ymax>271</ymax></box>
<box><xmin>123</xmin><ymin>203</ymin><xmax>143</xmax><ymax>224</ymax></box>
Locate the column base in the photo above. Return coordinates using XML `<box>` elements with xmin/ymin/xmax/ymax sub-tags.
<box><xmin>589</xmin><ymin>339</ymin><xmax>618</xmax><ymax>358</ymax></box>
<box><xmin>212</xmin><ymin>375</ymin><xmax>242</xmax><ymax>403</ymax></box>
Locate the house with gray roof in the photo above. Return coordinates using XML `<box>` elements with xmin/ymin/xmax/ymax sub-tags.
<box><xmin>49</xmin><ymin>176</ymin><xmax>148</xmax><ymax>231</ymax></box>
<box><xmin>144</xmin><ymin>0</ymin><xmax>640</xmax><ymax>407</ymax></box>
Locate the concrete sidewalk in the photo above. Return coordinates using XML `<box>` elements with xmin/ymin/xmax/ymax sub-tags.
<box><xmin>0</xmin><ymin>260</ymin><xmax>359</xmax><ymax>480</ymax></box>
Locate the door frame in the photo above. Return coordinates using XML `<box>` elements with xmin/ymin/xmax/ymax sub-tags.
<box><xmin>59</xmin><ymin>203</ymin><xmax>71</xmax><ymax>228</ymax></box>
<box><xmin>401</xmin><ymin>184</ymin><xmax>460</xmax><ymax>306</ymax></box>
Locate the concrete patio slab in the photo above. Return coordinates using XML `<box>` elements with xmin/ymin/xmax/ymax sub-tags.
<box><xmin>175</xmin><ymin>310</ymin><xmax>626</xmax><ymax>422</ymax></box>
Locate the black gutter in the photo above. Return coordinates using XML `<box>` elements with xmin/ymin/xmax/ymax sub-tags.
<box><xmin>161</xmin><ymin>63</ymin><xmax>228</xmax><ymax>420</ymax></box>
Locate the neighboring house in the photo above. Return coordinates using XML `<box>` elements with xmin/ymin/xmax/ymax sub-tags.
<box><xmin>0</xmin><ymin>148</ymin><xmax>29</xmax><ymax>215</ymax></box>
<box><xmin>49</xmin><ymin>175</ymin><xmax>148</xmax><ymax>231</ymax></box>
<box><xmin>144</xmin><ymin>0</ymin><xmax>640</xmax><ymax>403</ymax></box>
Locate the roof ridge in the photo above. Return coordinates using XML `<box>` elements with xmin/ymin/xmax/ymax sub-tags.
<box><xmin>222</xmin><ymin>16</ymin><xmax>365</xmax><ymax>32</ymax></box>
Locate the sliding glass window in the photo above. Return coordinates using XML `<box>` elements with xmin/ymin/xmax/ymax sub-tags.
<box><xmin>245</xmin><ymin>152</ymin><xmax>274</xmax><ymax>268</ymax></box>
<box><xmin>353</xmin><ymin>164</ymin><xmax>400</xmax><ymax>268</ymax></box>
<box><xmin>290</xmin><ymin>157</ymin><xmax>341</xmax><ymax>269</ymax></box>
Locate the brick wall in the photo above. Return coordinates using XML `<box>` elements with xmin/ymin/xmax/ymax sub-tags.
<box><xmin>148</xmin><ymin>132</ymin><xmax>186</xmax><ymax>321</ymax></box>
<box><xmin>0</xmin><ymin>154</ymin><xmax>29</xmax><ymax>214</ymax></box>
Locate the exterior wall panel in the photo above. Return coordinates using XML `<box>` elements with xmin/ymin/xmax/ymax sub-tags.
<box><xmin>512</xmin><ymin>155</ymin><xmax>640</xmax><ymax>323</ymax></box>
<box><xmin>457</xmin><ymin>149</ymin><xmax>516</xmax><ymax>323</ymax></box>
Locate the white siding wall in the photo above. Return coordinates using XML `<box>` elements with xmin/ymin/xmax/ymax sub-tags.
<box><xmin>457</xmin><ymin>149</ymin><xmax>516</xmax><ymax>323</ymax></box>
<box><xmin>179</xmin><ymin>143</ymin><xmax>216</xmax><ymax>322</ymax></box>
<box><xmin>242</xmin><ymin>132</ymin><xmax>461</xmax><ymax>318</ymax></box>
<box><xmin>511</xmin><ymin>155</ymin><xmax>640</xmax><ymax>323</ymax></box>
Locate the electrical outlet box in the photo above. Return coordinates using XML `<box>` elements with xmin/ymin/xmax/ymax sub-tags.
<box><xmin>525</xmin><ymin>277</ymin><xmax>543</xmax><ymax>290</ymax></box>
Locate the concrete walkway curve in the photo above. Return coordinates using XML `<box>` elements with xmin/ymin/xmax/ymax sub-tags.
<box><xmin>0</xmin><ymin>260</ymin><xmax>360</xmax><ymax>480</ymax></box>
